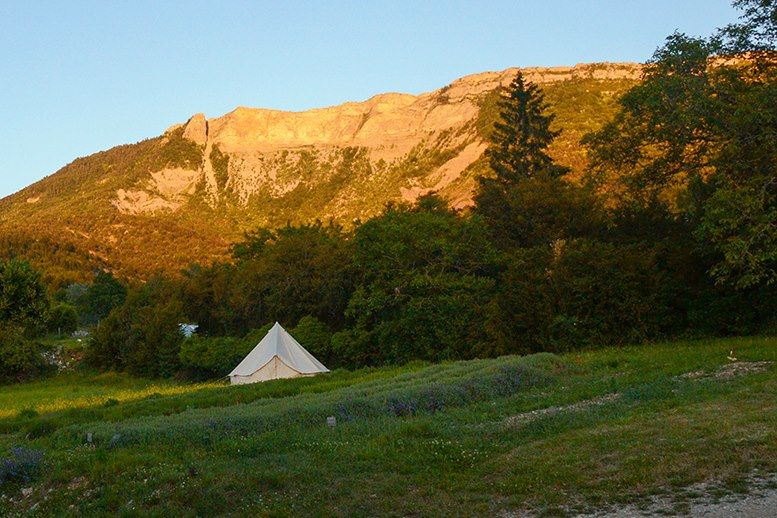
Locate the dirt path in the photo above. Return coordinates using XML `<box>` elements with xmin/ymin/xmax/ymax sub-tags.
<box><xmin>687</xmin><ymin>489</ymin><xmax>777</xmax><ymax>517</ymax></box>
<box><xmin>586</xmin><ymin>489</ymin><xmax>777</xmax><ymax>517</ymax></box>
<box><xmin>579</xmin><ymin>474</ymin><xmax>777</xmax><ymax>517</ymax></box>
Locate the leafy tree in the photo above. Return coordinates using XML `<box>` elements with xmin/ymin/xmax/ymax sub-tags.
<box><xmin>179</xmin><ymin>263</ymin><xmax>236</xmax><ymax>336</ymax></box>
<box><xmin>342</xmin><ymin>195</ymin><xmax>499</xmax><ymax>365</ymax></box>
<box><xmin>0</xmin><ymin>325</ymin><xmax>47</xmax><ymax>383</ymax></box>
<box><xmin>76</xmin><ymin>271</ymin><xmax>127</xmax><ymax>326</ymax></box>
<box><xmin>0</xmin><ymin>260</ymin><xmax>49</xmax><ymax>381</ymax></box>
<box><xmin>478</xmin><ymin>172</ymin><xmax>604</xmax><ymax>249</ymax></box>
<box><xmin>127</xmin><ymin>299</ymin><xmax>184</xmax><ymax>378</ymax></box>
<box><xmin>484</xmin><ymin>240</ymin><xmax>671</xmax><ymax>355</ymax></box>
<box><xmin>46</xmin><ymin>303</ymin><xmax>79</xmax><ymax>336</ymax></box>
<box><xmin>201</xmin><ymin>222</ymin><xmax>355</xmax><ymax>335</ymax></box>
<box><xmin>0</xmin><ymin>259</ymin><xmax>49</xmax><ymax>332</ymax></box>
<box><xmin>231</xmin><ymin>228</ymin><xmax>275</xmax><ymax>262</ymax></box>
<box><xmin>88</xmin><ymin>277</ymin><xmax>183</xmax><ymax>377</ymax></box>
<box><xmin>585</xmin><ymin>0</ymin><xmax>776</xmax><ymax>288</ymax></box>
<box><xmin>87</xmin><ymin>307</ymin><xmax>127</xmax><ymax>371</ymax></box>
<box><xmin>719</xmin><ymin>0</ymin><xmax>777</xmax><ymax>54</ymax></box>
<box><xmin>251</xmin><ymin>223</ymin><xmax>354</xmax><ymax>328</ymax></box>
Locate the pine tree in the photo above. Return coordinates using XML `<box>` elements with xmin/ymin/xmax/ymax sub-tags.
<box><xmin>485</xmin><ymin>72</ymin><xmax>568</xmax><ymax>183</ymax></box>
<box><xmin>474</xmin><ymin>73</ymin><xmax>589</xmax><ymax>250</ymax></box>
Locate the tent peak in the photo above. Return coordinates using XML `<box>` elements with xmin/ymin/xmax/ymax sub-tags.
<box><xmin>228</xmin><ymin>321</ymin><xmax>329</xmax><ymax>381</ymax></box>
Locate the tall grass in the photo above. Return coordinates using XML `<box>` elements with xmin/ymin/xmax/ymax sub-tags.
<box><xmin>50</xmin><ymin>354</ymin><xmax>564</xmax><ymax>448</ymax></box>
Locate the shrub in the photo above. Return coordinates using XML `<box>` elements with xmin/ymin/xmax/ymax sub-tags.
<box><xmin>179</xmin><ymin>336</ymin><xmax>254</xmax><ymax>378</ymax></box>
<box><xmin>0</xmin><ymin>325</ymin><xmax>48</xmax><ymax>383</ymax></box>
<box><xmin>291</xmin><ymin>316</ymin><xmax>333</xmax><ymax>366</ymax></box>
<box><xmin>50</xmin><ymin>354</ymin><xmax>561</xmax><ymax>449</ymax></box>
<box><xmin>0</xmin><ymin>447</ymin><xmax>44</xmax><ymax>486</ymax></box>
<box><xmin>25</xmin><ymin>418</ymin><xmax>61</xmax><ymax>439</ymax></box>
<box><xmin>241</xmin><ymin>323</ymin><xmax>275</xmax><ymax>348</ymax></box>
<box><xmin>179</xmin><ymin>323</ymin><xmax>274</xmax><ymax>378</ymax></box>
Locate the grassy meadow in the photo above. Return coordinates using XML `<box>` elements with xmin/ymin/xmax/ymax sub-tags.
<box><xmin>0</xmin><ymin>336</ymin><xmax>775</xmax><ymax>516</ymax></box>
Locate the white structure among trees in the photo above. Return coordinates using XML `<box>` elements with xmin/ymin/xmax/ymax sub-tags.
<box><xmin>228</xmin><ymin>322</ymin><xmax>329</xmax><ymax>385</ymax></box>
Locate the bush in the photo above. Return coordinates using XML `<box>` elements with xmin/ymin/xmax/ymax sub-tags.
<box><xmin>291</xmin><ymin>316</ymin><xmax>333</xmax><ymax>366</ymax></box>
<box><xmin>25</xmin><ymin>418</ymin><xmax>61</xmax><ymax>439</ymax></box>
<box><xmin>0</xmin><ymin>325</ymin><xmax>48</xmax><ymax>383</ymax></box>
<box><xmin>0</xmin><ymin>447</ymin><xmax>44</xmax><ymax>486</ymax></box>
<box><xmin>50</xmin><ymin>354</ymin><xmax>561</xmax><ymax>449</ymax></box>
<box><xmin>179</xmin><ymin>336</ymin><xmax>254</xmax><ymax>378</ymax></box>
<box><xmin>179</xmin><ymin>322</ymin><xmax>275</xmax><ymax>378</ymax></box>
<box><xmin>241</xmin><ymin>322</ymin><xmax>275</xmax><ymax>348</ymax></box>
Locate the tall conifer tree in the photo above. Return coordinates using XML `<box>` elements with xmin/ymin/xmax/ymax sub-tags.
<box><xmin>484</xmin><ymin>72</ymin><xmax>568</xmax><ymax>183</ymax></box>
<box><xmin>475</xmin><ymin>73</ymin><xmax>591</xmax><ymax>249</ymax></box>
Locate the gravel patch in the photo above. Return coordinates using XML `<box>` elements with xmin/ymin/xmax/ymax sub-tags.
<box><xmin>576</xmin><ymin>472</ymin><xmax>777</xmax><ymax>517</ymax></box>
<box><xmin>505</xmin><ymin>393</ymin><xmax>620</xmax><ymax>426</ymax></box>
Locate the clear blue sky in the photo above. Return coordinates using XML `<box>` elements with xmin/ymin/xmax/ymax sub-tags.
<box><xmin>0</xmin><ymin>0</ymin><xmax>739</xmax><ymax>198</ymax></box>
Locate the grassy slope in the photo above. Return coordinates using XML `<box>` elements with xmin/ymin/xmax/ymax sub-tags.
<box><xmin>0</xmin><ymin>336</ymin><xmax>775</xmax><ymax>516</ymax></box>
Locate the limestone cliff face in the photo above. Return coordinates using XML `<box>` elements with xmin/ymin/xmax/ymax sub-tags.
<box><xmin>114</xmin><ymin>62</ymin><xmax>641</xmax><ymax>217</ymax></box>
<box><xmin>200</xmin><ymin>62</ymin><xmax>640</xmax><ymax>154</ymax></box>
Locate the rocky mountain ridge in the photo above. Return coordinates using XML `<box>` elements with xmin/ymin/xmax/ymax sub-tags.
<box><xmin>0</xmin><ymin>62</ymin><xmax>641</xmax><ymax>281</ymax></box>
<box><xmin>117</xmin><ymin>62</ymin><xmax>640</xmax><ymax>214</ymax></box>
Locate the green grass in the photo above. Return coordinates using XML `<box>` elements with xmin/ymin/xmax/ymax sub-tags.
<box><xmin>0</xmin><ymin>372</ymin><xmax>220</xmax><ymax>420</ymax></box>
<box><xmin>37</xmin><ymin>336</ymin><xmax>83</xmax><ymax>350</ymax></box>
<box><xmin>1</xmin><ymin>336</ymin><xmax>775</xmax><ymax>516</ymax></box>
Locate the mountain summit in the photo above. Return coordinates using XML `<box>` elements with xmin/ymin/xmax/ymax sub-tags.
<box><xmin>0</xmin><ymin>63</ymin><xmax>641</xmax><ymax>282</ymax></box>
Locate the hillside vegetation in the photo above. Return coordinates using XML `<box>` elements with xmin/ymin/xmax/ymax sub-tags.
<box><xmin>0</xmin><ymin>69</ymin><xmax>638</xmax><ymax>284</ymax></box>
<box><xmin>0</xmin><ymin>337</ymin><xmax>774</xmax><ymax>516</ymax></box>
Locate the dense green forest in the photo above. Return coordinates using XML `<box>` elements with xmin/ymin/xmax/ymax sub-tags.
<box><xmin>1</xmin><ymin>0</ymin><xmax>774</xmax><ymax>382</ymax></box>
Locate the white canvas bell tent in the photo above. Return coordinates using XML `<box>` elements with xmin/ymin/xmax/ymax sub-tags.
<box><xmin>228</xmin><ymin>322</ymin><xmax>329</xmax><ymax>385</ymax></box>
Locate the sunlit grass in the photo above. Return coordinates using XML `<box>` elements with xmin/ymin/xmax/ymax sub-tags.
<box><xmin>0</xmin><ymin>373</ymin><xmax>222</xmax><ymax>419</ymax></box>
